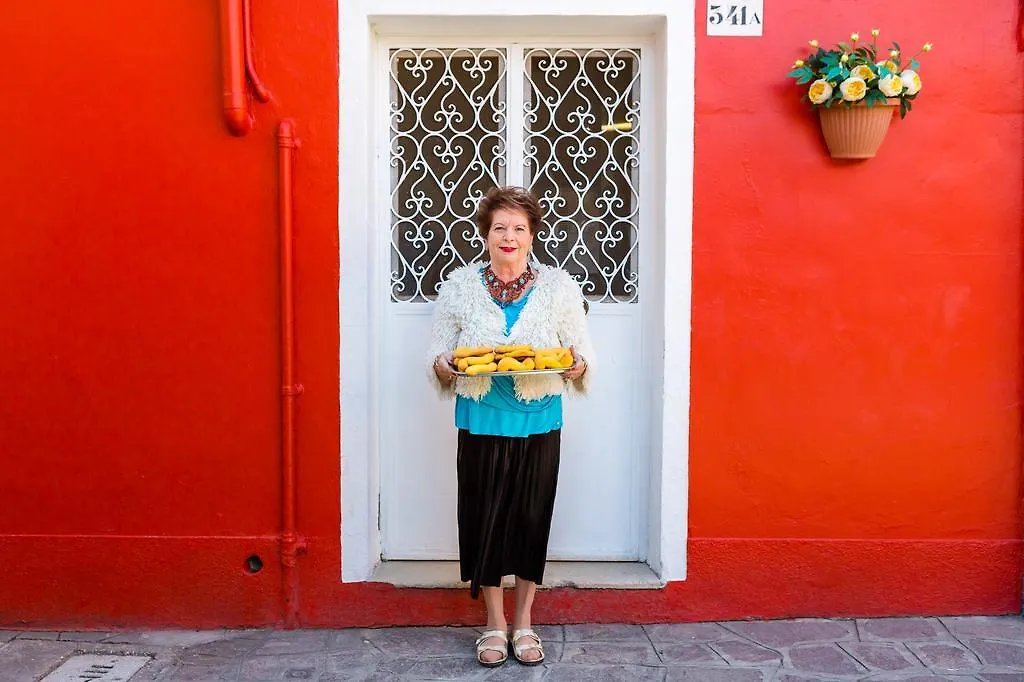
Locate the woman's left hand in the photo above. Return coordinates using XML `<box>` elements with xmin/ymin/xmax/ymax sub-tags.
<box><xmin>562</xmin><ymin>345</ymin><xmax>587</xmax><ymax>380</ymax></box>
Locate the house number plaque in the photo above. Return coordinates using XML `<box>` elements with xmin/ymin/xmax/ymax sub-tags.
<box><xmin>706</xmin><ymin>0</ymin><xmax>763</xmax><ymax>36</ymax></box>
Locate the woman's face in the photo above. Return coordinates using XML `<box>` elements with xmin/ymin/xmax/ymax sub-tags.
<box><xmin>486</xmin><ymin>207</ymin><xmax>534</xmax><ymax>271</ymax></box>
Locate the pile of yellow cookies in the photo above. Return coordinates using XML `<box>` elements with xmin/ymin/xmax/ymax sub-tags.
<box><xmin>453</xmin><ymin>344</ymin><xmax>574</xmax><ymax>376</ymax></box>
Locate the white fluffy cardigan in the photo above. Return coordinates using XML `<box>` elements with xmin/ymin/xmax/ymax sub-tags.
<box><xmin>426</xmin><ymin>263</ymin><xmax>596</xmax><ymax>401</ymax></box>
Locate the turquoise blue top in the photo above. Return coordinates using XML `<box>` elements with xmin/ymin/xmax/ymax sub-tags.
<box><xmin>455</xmin><ymin>282</ymin><xmax>563</xmax><ymax>437</ymax></box>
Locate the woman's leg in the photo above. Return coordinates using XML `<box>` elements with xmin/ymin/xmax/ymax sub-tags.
<box><xmin>512</xmin><ymin>577</ymin><xmax>543</xmax><ymax>662</ymax></box>
<box><xmin>479</xmin><ymin>585</ymin><xmax>507</xmax><ymax>664</ymax></box>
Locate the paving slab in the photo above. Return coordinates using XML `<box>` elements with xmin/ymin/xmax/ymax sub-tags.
<box><xmin>645</xmin><ymin>622</ymin><xmax>732</xmax><ymax>643</ymax></box>
<box><xmin>103</xmin><ymin>630</ymin><xmax>236</xmax><ymax>648</ymax></box>
<box><xmin>360</xmin><ymin>626</ymin><xmax>482</xmax><ymax>657</ymax></box>
<box><xmin>943</xmin><ymin>617</ymin><xmax>1024</xmax><ymax>642</ymax></box>
<box><xmin>544</xmin><ymin>663</ymin><xmax>667</xmax><ymax>681</ymax></box>
<box><xmin>563</xmin><ymin>623</ymin><xmax>649</xmax><ymax>642</ymax></box>
<box><xmin>710</xmin><ymin>638</ymin><xmax>783</xmax><ymax>665</ymax></box>
<box><xmin>654</xmin><ymin>641</ymin><xmax>726</xmax><ymax>664</ymax></box>
<box><xmin>908</xmin><ymin>641</ymin><xmax>981</xmax><ymax>672</ymax></box>
<box><xmin>976</xmin><ymin>673</ymin><xmax>1024</xmax><ymax>681</ymax></box>
<box><xmin>967</xmin><ymin>638</ymin><xmax>1024</xmax><ymax>667</ymax></box>
<box><xmin>787</xmin><ymin>643</ymin><xmax>866</xmax><ymax>677</ymax></box>
<box><xmin>665</xmin><ymin>668</ymin><xmax>766</xmax><ymax>681</ymax></box>
<box><xmin>858</xmin><ymin>618</ymin><xmax>948</xmax><ymax>642</ymax></box>
<box><xmin>237</xmin><ymin>651</ymin><xmax>326</xmax><ymax>680</ymax></box>
<box><xmin>724</xmin><ymin>619</ymin><xmax>856</xmax><ymax>647</ymax></box>
<box><xmin>561</xmin><ymin>641</ymin><xmax>661</xmax><ymax>665</ymax></box>
<box><xmin>842</xmin><ymin>641</ymin><xmax>922</xmax><ymax>671</ymax></box>
<box><xmin>56</xmin><ymin>631</ymin><xmax>115</xmax><ymax>642</ymax></box>
<box><xmin>248</xmin><ymin>629</ymin><xmax>331</xmax><ymax>656</ymax></box>
<box><xmin>0</xmin><ymin>639</ymin><xmax>77</xmax><ymax>682</ymax></box>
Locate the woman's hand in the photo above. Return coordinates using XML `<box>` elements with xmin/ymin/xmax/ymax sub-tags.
<box><xmin>433</xmin><ymin>352</ymin><xmax>457</xmax><ymax>384</ymax></box>
<box><xmin>562</xmin><ymin>345</ymin><xmax>587</xmax><ymax>380</ymax></box>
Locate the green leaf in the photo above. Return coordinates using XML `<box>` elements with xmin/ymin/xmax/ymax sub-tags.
<box><xmin>910</xmin><ymin>59</ymin><xmax>920</xmax><ymax>70</ymax></box>
<box><xmin>893</xmin><ymin>40</ymin><xmax>902</xmax><ymax>53</ymax></box>
<box><xmin>796</xmin><ymin>72</ymin><xmax>814</xmax><ymax>85</ymax></box>
<box><xmin>826</xmin><ymin>66</ymin><xmax>842</xmax><ymax>79</ymax></box>
<box><xmin>787</xmin><ymin>69</ymin><xmax>803</xmax><ymax>78</ymax></box>
<box><xmin>865</xmin><ymin>98</ymin><xmax>876</xmax><ymax>108</ymax></box>
<box><xmin>825</xmin><ymin>98</ymin><xmax>834</xmax><ymax>108</ymax></box>
<box><xmin>900</xmin><ymin>98</ymin><xmax>908</xmax><ymax>119</ymax></box>
<box><xmin>905</xmin><ymin>98</ymin><xmax>913</xmax><ymax>111</ymax></box>
<box><xmin>879</xmin><ymin>67</ymin><xmax>892</xmax><ymax>78</ymax></box>
<box><xmin>838</xmin><ymin>42</ymin><xmax>852</xmax><ymax>53</ymax></box>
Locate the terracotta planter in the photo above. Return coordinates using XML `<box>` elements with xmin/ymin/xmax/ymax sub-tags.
<box><xmin>817</xmin><ymin>98</ymin><xmax>898</xmax><ymax>159</ymax></box>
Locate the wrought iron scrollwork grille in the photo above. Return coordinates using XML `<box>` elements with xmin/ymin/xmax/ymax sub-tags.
<box><xmin>524</xmin><ymin>48</ymin><xmax>641</xmax><ymax>304</ymax></box>
<box><xmin>388</xmin><ymin>46</ymin><xmax>640</xmax><ymax>304</ymax></box>
<box><xmin>389</xmin><ymin>48</ymin><xmax>507</xmax><ymax>302</ymax></box>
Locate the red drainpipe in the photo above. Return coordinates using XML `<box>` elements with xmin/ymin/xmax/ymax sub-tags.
<box><xmin>278</xmin><ymin>120</ymin><xmax>305</xmax><ymax>626</ymax></box>
<box><xmin>220</xmin><ymin>0</ymin><xmax>271</xmax><ymax>136</ymax></box>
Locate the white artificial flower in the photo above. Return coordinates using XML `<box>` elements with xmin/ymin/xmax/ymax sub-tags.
<box><xmin>878</xmin><ymin>73</ymin><xmax>904</xmax><ymax>97</ymax></box>
<box><xmin>900</xmin><ymin>69</ymin><xmax>922</xmax><ymax>95</ymax></box>
<box><xmin>839</xmin><ymin>77</ymin><xmax>867</xmax><ymax>102</ymax></box>
<box><xmin>808</xmin><ymin>79</ymin><xmax>833</xmax><ymax>104</ymax></box>
<box><xmin>851</xmin><ymin>64</ymin><xmax>874</xmax><ymax>81</ymax></box>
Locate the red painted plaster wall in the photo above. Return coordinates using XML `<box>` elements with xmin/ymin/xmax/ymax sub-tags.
<box><xmin>0</xmin><ymin>0</ymin><xmax>341</xmax><ymax>626</ymax></box>
<box><xmin>1</xmin><ymin>0</ymin><xmax>1021</xmax><ymax>628</ymax></box>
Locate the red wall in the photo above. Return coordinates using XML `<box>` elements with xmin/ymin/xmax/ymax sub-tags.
<box><xmin>1</xmin><ymin>1</ymin><xmax>1021</xmax><ymax>628</ymax></box>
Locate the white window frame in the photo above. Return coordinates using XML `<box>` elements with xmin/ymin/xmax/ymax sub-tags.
<box><xmin>339</xmin><ymin>2</ymin><xmax>694</xmax><ymax>584</ymax></box>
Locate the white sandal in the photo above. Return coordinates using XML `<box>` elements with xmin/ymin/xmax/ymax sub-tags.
<box><xmin>510</xmin><ymin>628</ymin><xmax>544</xmax><ymax>666</ymax></box>
<box><xmin>474</xmin><ymin>629</ymin><xmax>509</xmax><ymax>668</ymax></box>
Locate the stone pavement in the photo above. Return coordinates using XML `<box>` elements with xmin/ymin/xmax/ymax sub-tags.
<box><xmin>3</xmin><ymin>617</ymin><xmax>1024</xmax><ymax>681</ymax></box>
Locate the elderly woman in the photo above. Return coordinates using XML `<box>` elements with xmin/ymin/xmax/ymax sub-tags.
<box><xmin>428</xmin><ymin>186</ymin><xmax>595</xmax><ymax>668</ymax></box>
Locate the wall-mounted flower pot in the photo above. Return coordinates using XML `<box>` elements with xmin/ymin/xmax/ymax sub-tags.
<box><xmin>818</xmin><ymin>98</ymin><xmax>898</xmax><ymax>159</ymax></box>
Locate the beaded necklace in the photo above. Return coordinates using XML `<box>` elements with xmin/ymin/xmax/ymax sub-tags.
<box><xmin>483</xmin><ymin>264</ymin><xmax>535</xmax><ymax>308</ymax></box>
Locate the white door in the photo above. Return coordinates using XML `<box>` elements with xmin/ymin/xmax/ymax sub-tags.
<box><xmin>378</xmin><ymin>43</ymin><xmax>648</xmax><ymax>561</ymax></box>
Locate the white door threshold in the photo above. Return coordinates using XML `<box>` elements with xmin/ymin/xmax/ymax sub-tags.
<box><xmin>370</xmin><ymin>560</ymin><xmax>665</xmax><ymax>589</ymax></box>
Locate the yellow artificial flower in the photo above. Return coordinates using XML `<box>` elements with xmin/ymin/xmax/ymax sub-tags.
<box><xmin>809</xmin><ymin>39</ymin><xmax>820</xmax><ymax>48</ymax></box>
<box><xmin>840</xmin><ymin>53</ymin><xmax>850</xmax><ymax>63</ymax></box>
<box><xmin>850</xmin><ymin>33</ymin><xmax>860</xmax><ymax>42</ymax></box>
<box><xmin>878</xmin><ymin>73</ymin><xmax>904</xmax><ymax>97</ymax></box>
<box><xmin>851</xmin><ymin>64</ymin><xmax>874</xmax><ymax>81</ymax></box>
<box><xmin>900</xmin><ymin>69</ymin><xmax>922</xmax><ymax>95</ymax></box>
<box><xmin>876</xmin><ymin>59</ymin><xmax>899</xmax><ymax>72</ymax></box>
<box><xmin>871</xmin><ymin>29</ymin><xmax>880</xmax><ymax>38</ymax></box>
<box><xmin>890</xmin><ymin>49</ymin><xmax>899</xmax><ymax>58</ymax></box>
<box><xmin>793</xmin><ymin>59</ymin><xmax>805</xmax><ymax>68</ymax></box>
<box><xmin>808</xmin><ymin>79</ymin><xmax>833</xmax><ymax>104</ymax></box>
<box><xmin>839</xmin><ymin>77</ymin><xmax>867</xmax><ymax>102</ymax></box>
<box><xmin>922</xmin><ymin>42</ymin><xmax>933</xmax><ymax>52</ymax></box>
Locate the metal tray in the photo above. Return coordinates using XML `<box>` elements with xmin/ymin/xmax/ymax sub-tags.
<box><xmin>452</xmin><ymin>368</ymin><xmax>567</xmax><ymax>377</ymax></box>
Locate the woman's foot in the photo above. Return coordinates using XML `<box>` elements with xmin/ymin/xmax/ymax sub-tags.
<box><xmin>474</xmin><ymin>628</ymin><xmax>509</xmax><ymax>667</ymax></box>
<box><xmin>510</xmin><ymin>627</ymin><xmax>544</xmax><ymax>665</ymax></box>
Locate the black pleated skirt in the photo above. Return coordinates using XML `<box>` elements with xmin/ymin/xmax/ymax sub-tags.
<box><xmin>456</xmin><ymin>428</ymin><xmax>561</xmax><ymax>599</ymax></box>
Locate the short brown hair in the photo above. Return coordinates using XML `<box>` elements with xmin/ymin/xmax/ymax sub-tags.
<box><xmin>475</xmin><ymin>186</ymin><xmax>543</xmax><ymax>238</ymax></box>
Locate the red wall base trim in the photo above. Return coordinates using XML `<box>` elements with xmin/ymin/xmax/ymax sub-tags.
<box><xmin>3</xmin><ymin>537</ymin><xmax>1020</xmax><ymax>629</ymax></box>
<box><xmin>0</xmin><ymin>536</ymin><xmax>282</xmax><ymax>629</ymax></box>
<box><xmin>311</xmin><ymin>538</ymin><xmax>1024</xmax><ymax>628</ymax></box>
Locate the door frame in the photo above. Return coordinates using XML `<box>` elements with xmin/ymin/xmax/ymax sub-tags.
<box><xmin>340</xmin><ymin>2</ymin><xmax>694</xmax><ymax>584</ymax></box>
<box><xmin>379</xmin><ymin>38</ymin><xmax>651</xmax><ymax>563</ymax></box>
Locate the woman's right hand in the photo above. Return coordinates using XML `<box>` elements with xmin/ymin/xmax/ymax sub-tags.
<box><xmin>433</xmin><ymin>352</ymin><xmax>457</xmax><ymax>384</ymax></box>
